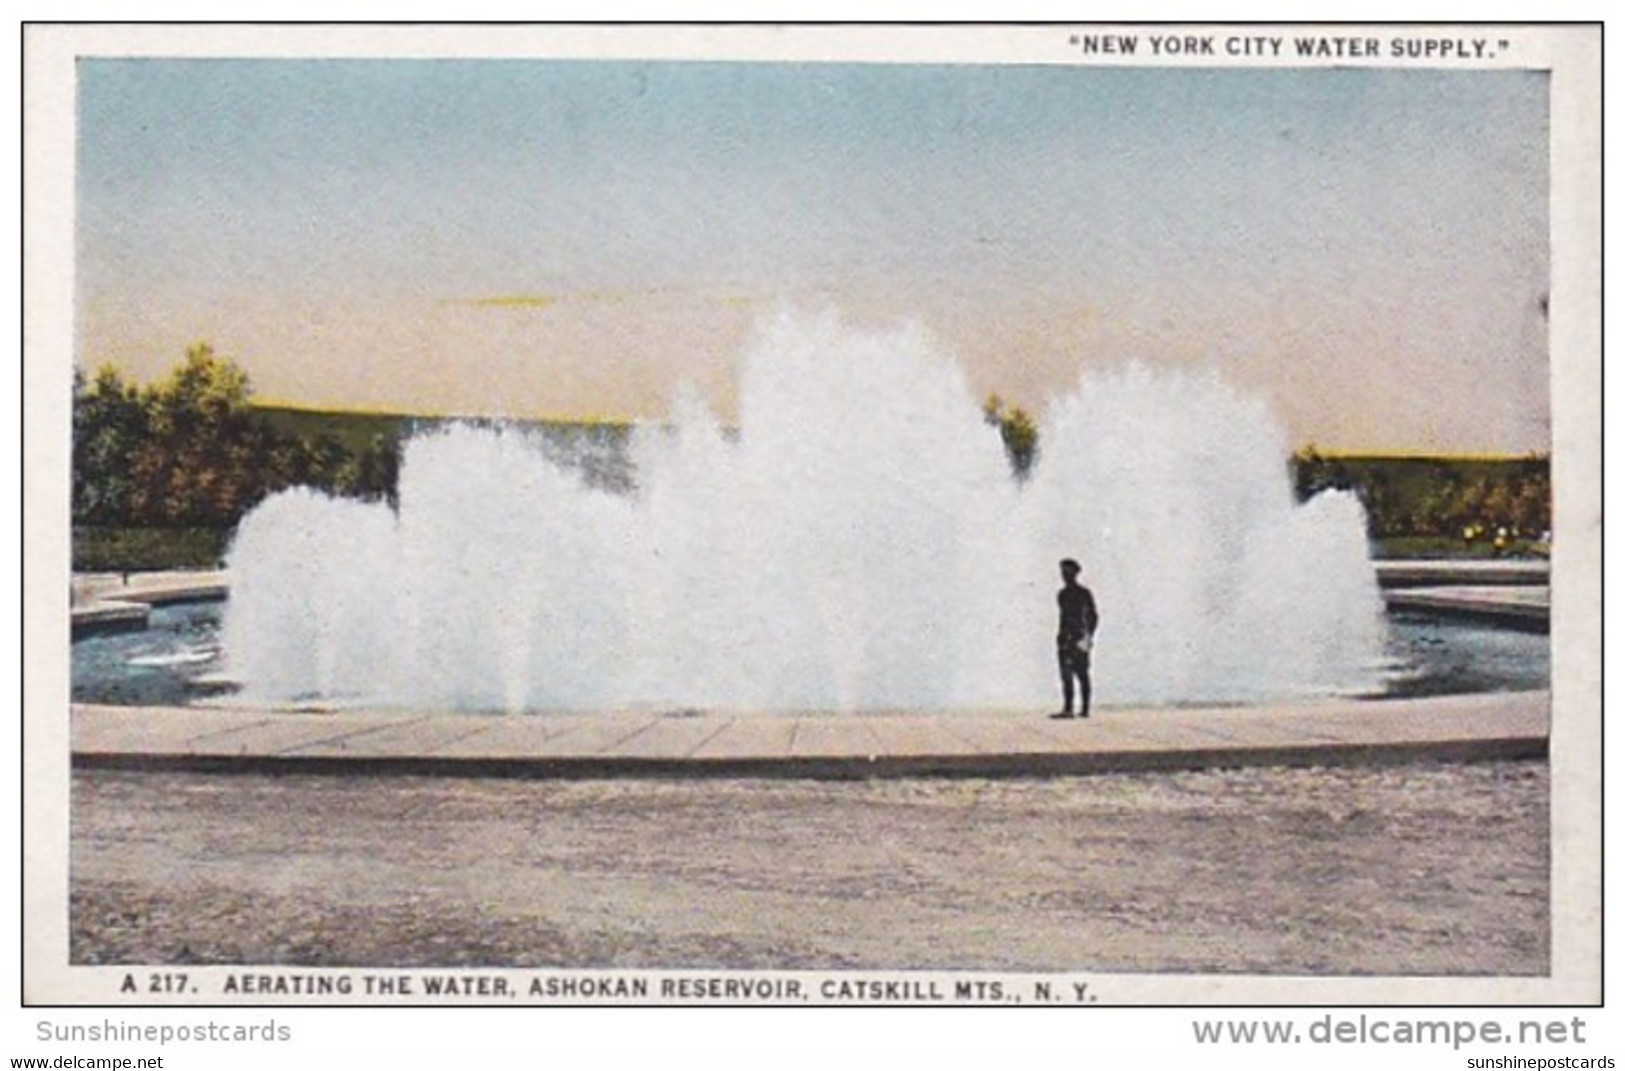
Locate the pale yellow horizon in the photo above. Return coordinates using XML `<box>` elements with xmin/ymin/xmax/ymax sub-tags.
<box><xmin>76</xmin><ymin>282</ymin><xmax>1550</xmax><ymax>457</ymax></box>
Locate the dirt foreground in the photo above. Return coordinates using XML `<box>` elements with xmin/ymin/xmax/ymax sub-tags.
<box><xmin>71</xmin><ymin>761</ymin><xmax>1547</xmax><ymax>975</ymax></box>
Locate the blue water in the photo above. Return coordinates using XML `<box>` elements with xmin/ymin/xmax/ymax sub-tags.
<box><xmin>72</xmin><ymin>601</ymin><xmax>225</xmax><ymax>706</ymax></box>
<box><xmin>1377</xmin><ymin>610</ymin><xmax>1551</xmax><ymax>698</ymax></box>
<box><xmin>70</xmin><ymin>600</ymin><xmax>1551</xmax><ymax>708</ymax></box>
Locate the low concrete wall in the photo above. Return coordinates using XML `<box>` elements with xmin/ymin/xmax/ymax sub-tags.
<box><xmin>71</xmin><ymin>570</ymin><xmax>227</xmax><ymax>636</ymax></box>
<box><xmin>1384</xmin><ymin>585</ymin><xmax>1549</xmax><ymax>629</ymax></box>
<box><xmin>1374</xmin><ymin>560</ymin><xmax>1549</xmax><ymax>589</ymax></box>
<box><xmin>69</xmin><ymin>601</ymin><xmax>150</xmax><ymax>635</ymax></box>
<box><xmin>71</xmin><ymin>690</ymin><xmax>1551</xmax><ymax>782</ymax></box>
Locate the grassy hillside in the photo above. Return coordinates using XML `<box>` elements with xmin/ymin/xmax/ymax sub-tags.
<box><xmin>251</xmin><ymin>404</ymin><xmax>424</xmax><ymax>456</ymax></box>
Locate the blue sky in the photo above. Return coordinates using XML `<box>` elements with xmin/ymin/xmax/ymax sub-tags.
<box><xmin>77</xmin><ymin>59</ymin><xmax>1550</xmax><ymax>452</ymax></box>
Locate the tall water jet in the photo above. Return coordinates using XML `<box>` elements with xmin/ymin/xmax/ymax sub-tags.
<box><xmin>222</xmin><ymin>312</ymin><xmax>1387</xmax><ymax>713</ymax></box>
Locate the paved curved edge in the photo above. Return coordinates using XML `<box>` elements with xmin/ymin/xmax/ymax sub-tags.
<box><xmin>71</xmin><ymin>690</ymin><xmax>1550</xmax><ymax>780</ymax></box>
<box><xmin>70</xmin><ymin>570</ymin><xmax>229</xmax><ymax>635</ymax></box>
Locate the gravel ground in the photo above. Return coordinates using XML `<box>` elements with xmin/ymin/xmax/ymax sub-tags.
<box><xmin>71</xmin><ymin>761</ymin><xmax>1548</xmax><ymax>975</ymax></box>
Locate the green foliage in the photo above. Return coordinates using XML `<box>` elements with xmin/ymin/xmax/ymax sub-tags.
<box><xmin>973</xmin><ymin>401</ymin><xmax>1550</xmax><ymax>552</ymax></box>
<box><xmin>1292</xmin><ymin>450</ymin><xmax>1551</xmax><ymax>554</ymax></box>
<box><xmin>72</xmin><ymin>527</ymin><xmax>231</xmax><ymax>572</ymax></box>
<box><xmin>983</xmin><ymin>394</ymin><xmax>1039</xmax><ymax>479</ymax></box>
<box><xmin>254</xmin><ymin>406</ymin><xmax>415</xmax><ymax>456</ymax></box>
<box><xmin>72</xmin><ymin>345</ymin><xmax>402</xmax><ymax>537</ymax></box>
<box><xmin>72</xmin><ymin>364</ymin><xmax>148</xmax><ymax>524</ymax></box>
<box><xmin>1373</xmin><ymin>535</ymin><xmax>1550</xmax><ymax>561</ymax></box>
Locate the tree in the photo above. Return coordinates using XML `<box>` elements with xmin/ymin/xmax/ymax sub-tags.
<box><xmin>140</xmin><ymin>344</ymin><xmax>264</xmax><ymax>525</ymax></box>
<box><xmin>983</xmin><ymin>393</ymin><xmax>1039</xmax><ymax>480</ymax></box>
<box><xmin>73</xmin><ymin>343</ymin><xmax>396</xmax><ymax>531</ymax></box>
<box><xmin>1291</xmin><ymin>446</ymin><xmax>1326</xmax><ymax>502</ymax></box>
<box><xmin>354</xmin><ymin>432</ymin><xmax>401</xmax><ymax>505</ymax></box>
<box><xmin>1510</xmin><ymin>474</ymin><xmax>1551</xmax><ymax>536</ymax></box>
<box><xmin>72</xmin><ymin>364</ymin><xmax>149</xmax><ymax>524</ymax></box>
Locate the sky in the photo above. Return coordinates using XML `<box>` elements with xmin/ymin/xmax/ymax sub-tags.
<box><xmin>75</xmin><ymin>58</ymin><xmax>1550</xmax><ymax>453</ymax></box>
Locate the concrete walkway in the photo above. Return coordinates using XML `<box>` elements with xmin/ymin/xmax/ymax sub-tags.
<box><xmin>68</xmin><ymin>565</ymin><xmax>1551</xmax><ymax>779</ymax></box>
<box><xmin>72</xmin><ymin>690</ymin><xmax>1549</xmax><ymax>780</ymax></box>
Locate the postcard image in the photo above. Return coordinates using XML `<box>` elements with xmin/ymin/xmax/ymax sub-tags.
<box><xmin>24</xmin><ymin>23</ymin><xmax>1602</xmax><ymax>1010</ymax></box>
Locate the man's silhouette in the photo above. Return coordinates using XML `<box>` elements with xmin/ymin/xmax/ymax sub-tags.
<box><xmin>1052</xmin><ymin>558</ymin><xmax>1098</xmax><ymax>719</ymax></box>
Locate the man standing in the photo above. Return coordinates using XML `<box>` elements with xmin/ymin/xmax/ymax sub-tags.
<box><xmin>1052</xmin><ymin>559</ymin><xmax>1099</xmax><ymax>719</ymax></box>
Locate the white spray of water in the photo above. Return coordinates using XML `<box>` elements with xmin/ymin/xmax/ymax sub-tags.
<box><xmin>223</xmin><ymin>312</ymin><xmax>1388</xmax><ymax>712</ymax></box>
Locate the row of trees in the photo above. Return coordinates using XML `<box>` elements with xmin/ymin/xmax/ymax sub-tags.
<box><xmin>979</xmin><ymin>411</ymin><xmax>1551</xmax><ymax>546</ymax></box>
<box><xmin>73</xmin><ymin>348</ymin><xmax>1551</xmax><ymax>552</ymax></box>
<box><xmin>73</xmin><ymin>344</ymin><xmax>397</xmax><ymax>529</ymax></box>
<box><xmin>1293</xmin><ymin>448</ymin><xmax>1551</xmax><ymax>543</ymax></box>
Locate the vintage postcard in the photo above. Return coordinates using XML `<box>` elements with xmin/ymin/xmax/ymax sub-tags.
<box><xmin>23</xmin><ymin>22</ymin><xmax>1601</xmax><ymax>1017</ymax></box>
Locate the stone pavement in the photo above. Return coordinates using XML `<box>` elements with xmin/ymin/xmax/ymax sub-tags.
<box><xmin>71</xmin><ymin>689</ymin><xmax>1549</xmax><ymax>780</ymax></box>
